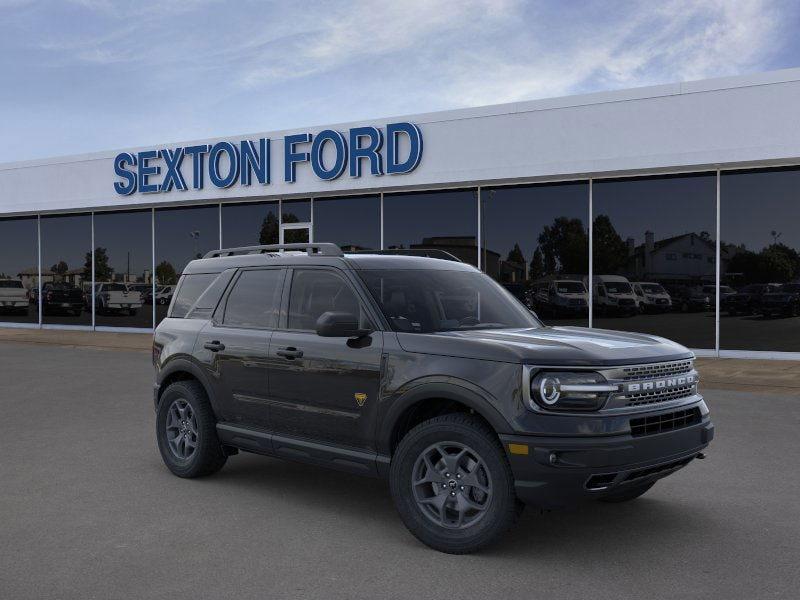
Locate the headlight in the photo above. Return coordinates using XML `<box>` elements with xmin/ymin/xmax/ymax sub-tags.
<box><xmin>529</xmin><ymin>371</ymin><xmax>617</xmax><ymax>411</ymax></box>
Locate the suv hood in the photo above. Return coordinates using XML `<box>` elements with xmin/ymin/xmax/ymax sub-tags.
<box><xmin>396</xmin><ymin>326</ymin><xmax>692</xmax><ymax>366</ymax></box>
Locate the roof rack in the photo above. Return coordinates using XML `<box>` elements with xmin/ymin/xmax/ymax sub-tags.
<box><xmin>348</xmin><ymin>248</ymin><xmax>463</xmax><ymax>262</ymax></box>
<box><xmin>204</xmin><ymin>243</ymin><xmax>343</xmax><ymax>259</ymax></box>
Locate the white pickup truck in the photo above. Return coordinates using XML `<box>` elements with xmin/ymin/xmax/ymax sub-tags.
<box><xmin>0</xmin><ymin>279</ymin><xmax>30</xmax><ymax>314</ymax></box>
<box><xmin>94</xmin><ymin>282</ymin><xmax>143</xmax><ymax>315</ymax></box>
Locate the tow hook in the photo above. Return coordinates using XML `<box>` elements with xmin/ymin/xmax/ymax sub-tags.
<box><xmin>696</xmin><ymin>452</ymin><xmax>706</xmax><ymax>460</ymax></box>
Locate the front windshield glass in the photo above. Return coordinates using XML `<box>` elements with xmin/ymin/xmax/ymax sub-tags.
<box><xmin>358</xmin><ymin>269</ymin><xmax>541</xmax><ymax>333</ymax></box>
<box><xmin>641</xmin><ymin>283</ymin><xmax>665</xmax><ymax>294</ymax></box>
<box><xmin>555</xmin><ymin>281</ymin><xmax>585</xmax><ymax>294</ymax></box>
<box><xmin>605</xmin><ymin>282</ymin><xmax>632</xmax><ymax>294</ymax></box>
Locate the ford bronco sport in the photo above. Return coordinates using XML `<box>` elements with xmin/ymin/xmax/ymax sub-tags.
<box><xmin>152</xmin><ymin>243</ymin><xmax>713</xmax><ymax>554</ymax></box>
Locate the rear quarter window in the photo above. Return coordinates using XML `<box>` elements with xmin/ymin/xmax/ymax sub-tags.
<box><xmin>170</xmin><ymin>273</ymin><xmax>219</xmax><ymax>318</ymax></box>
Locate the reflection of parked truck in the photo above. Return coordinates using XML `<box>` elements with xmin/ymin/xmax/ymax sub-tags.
<box><xmin>631</xmin><ymin>282</ymin><xmax>671</xmax><ymax>313</ymax></box>
<box><xmin>531</xmin><ymin>280</ymin><xmax>588</xmax><ymax>317</ymax></box>
<box><xmin>587</xmin><ymin>275</ymin><xmax>637</xmax><ymax>316</ymax></box>
<box><xmin>154</xmin><ymin>285</ymin><xmax>175</xmax><ymax>305</ymax></box>
<box><xmin>92</xmin><ymin>283</ymin><xmax>143</xmax><ymax>315</ymax></box>
<box><xmin>759</xmin><ymin>283</ymin><xmax>800</xmax><ymax>318</ymax></box>
<box><xmin>722</xmin><ymin>283</ymin><xmax>780</xmax><ymax>316</ymax></box>
<box><xmin>41</xmin><ymin>282</ymin><xmax>84</xmax><ymax>315</ymax></box>
<box><xmin>0</xmin><ymin>279</ymin><xmax>30</xmax><ymax>314</ymax></box>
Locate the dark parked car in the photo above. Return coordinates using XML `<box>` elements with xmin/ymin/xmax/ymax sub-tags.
<box><xmin>40</xmin><ymin>282</ymin><xmax>84</xmax><ymax>315</ymax></box>
<box><xmin>668</xmin><ymin>286</ymin><xmax>711</xmax><ymax>312</ymax></box>
<box><xmin>722</xmin><ymin>283</ymin><xmax>781</xmax><ymax>316</ymax></box>
<box><xmin>759</xmin><ymin>283</ymin><xmax>800</xmax><ymax>317</ymax></box>
<box><xmin>152</xmin><ymin>243</ymin><xmax>713</xmax><ymax>554</ymax></box>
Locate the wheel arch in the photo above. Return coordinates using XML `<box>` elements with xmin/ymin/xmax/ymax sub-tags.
<box><xmin>156</xmin><ymin>358</ymin><xmax>220</xmax><ymax>417</ymax></box>
<box><xmin>378</xmin><ymin>381</ymin><xmax>512</xmax><ymax>459</ymax></box>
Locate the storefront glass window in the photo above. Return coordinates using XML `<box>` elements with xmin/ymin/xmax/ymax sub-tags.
<box><xmin>0</xmin><ymin>217</ymin><xmax>39</xmax><ymax>324</ymax></box>
<box><xmin>40</xmin><ymin>213</ymin><xmax>92</xmax><ymax>326</ymax></box>
<box><xmin>592</xmin><ymin>174</ymin><xmax>717</xmax><ymax>349</ymax></box>
<box><xmin>313</xmin><ymin>195</ymin><xmax>380</xmax><ymax>251</ymax></box>
<box><xmin>481</xmin><ymin>182</ymin><xmax>589</xmax><ymax>325</ymax></box>
<box><xmin>222</xmin><ymin>201</ymin><xmax>279</xmax><ymax>247</ymax></box>
<box><xmin>383</xmin><ymin>189</ymin><xmax>478</xmax><ymax>266</ymax></box>
<box><xmin>721</xmin><ymin>168</ymin><xmax>800</xmax><ymax>351</ymax></box>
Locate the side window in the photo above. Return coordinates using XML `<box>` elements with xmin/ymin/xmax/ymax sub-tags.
<box><xmin>287</xmin><ymin>269</ymin><xmax>367</xmax><ymax>331</ymax></box>
<box><xmin>223</xmin><ymin>269</ymin><xmax>283</xmax><ymax>329</ymax></box>
<box><xmin>171</xmin><ymin>273</ymin><xmax>217</xmax><ymax>318</ymax></box>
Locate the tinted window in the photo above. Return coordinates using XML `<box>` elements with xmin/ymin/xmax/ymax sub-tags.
<box><xmin>593</xmin><ymin>174</ymin><xmax>717</xmax><ymax>349</ymax></box>
<box><xmin>40</xmin><ymin>213</ymin><xmax>92</xmax><ymax>325</ymax></box>
<box><xmin>313</xmin><ymin>195</ymin><xmax>380</xmax><ymax>251</ymax></box>
<box><xmin>93</xmin><ymin>210</ymin><xmax>153</xmax><ymax>329</ymax></box>
<box><xmin>359</xmin><ymin>269</ymin><xmax>540</xmax><ymax>333</ymax></box>
<box><xmin>223</xmin><ymin>269</ymin><xmax>283</xmax><ymax>328</ymax></box>
<box><xmin>282</xmin><ymin>199</ymin><xmax>311</xmax><ymax>223</ymax></box>
<box><xmin>171</xmin><ymin>273</ymin><xmax>218</xmax><ymax>318</ymax></box>
<box><xmin>287</xmin><ymin>269</ymin><xmax>365</xmax><ymax>330</ymax></box>
<box><xmin>721</xmin><ymin>168</ymin><xmax>800</xmax><ymax>351</ymax></box>
<box><xmin>155</xmin><ymin>205</ymin><xmax>219</xmax><ymax>324</ymax></box>
<box><xmin>482</xmin><ymin>182</ymin><xmax>589</xmax><ymax>326</ymax></box>
<box><xmin>383</xmin><ymin>190</ymin><xmax>478</xmax><ymax>266</ymax></box>
<box><xmin>221</xmin><ymin>201</ymin><xmax>279</xmax><ymax>247</ymax></box>
<box><xmin>0</xmin><ymin>217</ymin><xmax>38</xmax><ymax>324</ymax></box>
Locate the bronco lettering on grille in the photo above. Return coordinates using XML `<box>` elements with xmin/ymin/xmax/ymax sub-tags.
<box><xmin>625</xmin><ymin>373</ymin><xmax>695</xmax><ymax>394</ymax></box>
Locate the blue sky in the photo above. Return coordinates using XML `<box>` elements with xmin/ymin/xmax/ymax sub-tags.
<box><xmin>1</xmin><ymin>0</ymin><xmax>799</xmax><ymax>163</ymax></box>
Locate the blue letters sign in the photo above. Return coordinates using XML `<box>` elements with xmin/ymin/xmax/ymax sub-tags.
<box><xmin>113</xmin><ymin>122</ymin><xmax>422</xmax><ymax>195</ymax></box>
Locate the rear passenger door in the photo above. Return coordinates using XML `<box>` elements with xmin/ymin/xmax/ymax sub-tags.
<box><xmin>197</xmin><ymin>267</ymin><xmax>285</xmax><ymax>428</ymax></box>
<box><xmin>267</xmin><ymin>267</ymin><xmax>383</xmax><ymax>452</ymax></box>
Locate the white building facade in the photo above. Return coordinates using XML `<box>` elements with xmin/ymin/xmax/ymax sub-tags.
<box><xmin>1</xmin><ymin>68</ymin><xmax>800</xmax><ymax>358</ymax></box>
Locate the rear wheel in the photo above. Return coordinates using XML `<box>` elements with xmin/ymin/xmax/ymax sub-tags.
<box><xmin>599</xmin><ymin>481</ymin><xmax>655</xmax><ymax>503</ymax></box>
<box><xmin>390</xmin><ymin>413</ymin><xmax>520</xmax><ymax>554</ymax></box>
<box><xmin>156</xmin><ymin>380</ymin><xmax>226</xmax><ymax>478</ymax></box>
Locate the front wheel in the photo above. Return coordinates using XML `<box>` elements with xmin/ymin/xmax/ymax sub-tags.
<box><xmin>156</xmin><ymin>380</ymin><xmax>227</xmax><ymax>478</ymax></box>
<box><xmin>390</xmin><ymin>414</ymin><xmax>521</xmax><ymax>554</ymax></box>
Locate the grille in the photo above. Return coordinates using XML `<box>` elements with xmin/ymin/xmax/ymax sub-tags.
<box><xmin>623</xmin><ymin>384</ymin><xmax>696</xmax><ymax>407</ymax></box>
<box><xmin>630</xmin><ymin>407</ymin><xmax>701</xmax><ymax>437</ymax></box>
<box><xmin>621</xmin><ymin>360</ymin><xmax>693</xmax><ymax>381</ymax></box>
<box><xmin>618</xmin><ymin>298</ymin><xmax>636</xmax><ymax>306</ymax></box>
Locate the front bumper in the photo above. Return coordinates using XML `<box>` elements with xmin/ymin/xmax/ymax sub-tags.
<box><xmin>500</xmin><ymin>415</ymin><xmax>713</xmax><ymax>508</ymax></box>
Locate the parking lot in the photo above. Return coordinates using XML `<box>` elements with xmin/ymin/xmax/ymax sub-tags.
<box><xmin>1</xmin><ymin>342</ymin><xmax>799</xmax><ymax>600</ymax></box>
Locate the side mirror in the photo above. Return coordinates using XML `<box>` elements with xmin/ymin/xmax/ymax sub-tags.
<box><xmin>315</xmin><ymin>311</ymin><xmax>372</xmax><ymax>338</ymax></box>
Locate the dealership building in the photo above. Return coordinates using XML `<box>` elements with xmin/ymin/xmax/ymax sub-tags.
<box><xmin>1</xmin><ymin>68</ymin><xmax>799</xmax><ymax>359</ymax></box>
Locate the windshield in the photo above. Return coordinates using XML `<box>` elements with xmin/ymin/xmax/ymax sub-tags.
<box><xmin>555</xmin><ymin>281</ymin><xmax>585</xmax><ymax>294</ymax></box>
<box><xmin>0</xmin><ymin>280</ymin><xmax>23</xmax><ymax>288</ymax></box>
<box><xmin>640</xmin><ymin>283</ymin><xmax>665</xmax><ymax>294</ymax></box>
<box><xmin>781</xmin><ymin>284</ymin><xmax>800</xmax><ymax>293</ymax></box>
<box><xmin>358</xmin><ymin>269</ymin><xmax>541</xmax><ymax>333</ymax></box>
<box><xmin>605</xmin><ymin>282</ymin><xmax>632</xmax><ymax>294</ymax></box>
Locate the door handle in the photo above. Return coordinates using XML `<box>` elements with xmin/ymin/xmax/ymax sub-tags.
<box><xmin>203</xmin><ymin>340</ymin><xmax>225</xmax><ymax>352</ymax></box>
<box><xmin>276</xmin><ymin>347</ymin><xmax>303</xmax><ymax>360</ymax></box>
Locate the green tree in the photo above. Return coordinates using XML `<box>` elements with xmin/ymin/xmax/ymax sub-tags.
<box><xmin>155</xmin><ymin>261</ymin><xmax>178</xmax><ymax>285</ymax></box>
<box><xmin>592</xmin><ymin>214</ymin><xmax>628</xmax><ymax>274</ymax></box>
<box><xmin>529</xmin><ymin>246</ymin><xmax>546</xmax><ymax>281</ymax></box>
<box><xmin>83</xmin><ymin>247</ymin><xmax>113</xmax><ymax>283</ymax></box>
<box><xmin>50</xmin><ymin>261</ymin><xmax>68</xmax><ymax>276</ymax></box>
<box><xmin>259</xmin><ymin>212</ymin><xmax>279</xmax><ymax>245</ymax></box>
<box><xmin>506</xmin><ymin>243</ymin><xmax>525</xmax><ymax>264</ymax></box>
<box><xmin>537</xmin><ymin>217</ymin><xmax>589</xmax><ymax>274</ymax></box>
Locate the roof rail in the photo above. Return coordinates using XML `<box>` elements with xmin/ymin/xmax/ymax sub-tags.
<box><xmin>348</xmin><ymin>248</ymin><xmax>463</xmax><ymax>262</ymax></box>
<box><xmin>204</xmin><ymin>243</ymin><xmax>343</xmax><ymax>259</ymax></box>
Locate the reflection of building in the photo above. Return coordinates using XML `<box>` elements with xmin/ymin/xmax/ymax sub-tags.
<box><xmin>626</xmin><ymin>231</ymin><xmax>716</xmax><ymax>284</ymax></box>
<box><xmin>17</xmin><ymin>267</ymin><xmax>85</xmax><ymax>288</ymax></box>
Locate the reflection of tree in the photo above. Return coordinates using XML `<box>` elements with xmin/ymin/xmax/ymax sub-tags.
<box><xmin>727</xmin><ymin>242</ymin><xmax>800</xmax><ymax>284</ymax></box>
<box><xmin>537</xmin><ymin>217</ymin><xmax>589</xmax><ymax>274</ymax></box>
<box><xmin>507</xmin><ymin>243</ymin><xmax>524</xmax><ymax>264</ymax></box>
<box><xmin>84</xmin><ymin>247</ymin><xmax>113</xmax><ymax>282</ymax></box>
<box><xmin>592</xmin><ymin>214</ymin><xmax>628</xmax><ymax>274</ymax></box>
<box><xmin>259</xmin><ymin>213</ymin><xmax>279</xmax><ymax>245</ymax></box>
<box><xmin>51</xmin><ymin>261</ymin><xmax>68</xmax><ymax>275</ymax></box>
<box><xmin>529</xmin><ymin>247</ymin><xmax>545</xmax><ymax>280</ymax></box>
<box><xmin>156</xmin><ymin>261</ymin><xmax>178</xmax><ymax>285</ymax></box>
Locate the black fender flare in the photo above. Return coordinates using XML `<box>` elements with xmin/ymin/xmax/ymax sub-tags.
<box><xmin>156</xmin><ymin>356</ymin><xmax>221</xmax><ymax>417</ymax></box>
<box><xmin>377</xmin><ymin>379</ymin><xmax>513</xmax><ymax>456</ymax></box>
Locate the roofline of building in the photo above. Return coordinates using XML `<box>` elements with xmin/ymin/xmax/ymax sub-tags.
<box><xmin>3</xmin><ymin>67</ymin><xmax>800</xmax><ymax>172</ymax></box>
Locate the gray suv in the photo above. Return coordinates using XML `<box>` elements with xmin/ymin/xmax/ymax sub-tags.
<box><xmin>153</xmin><ymin>243</ymin><xmax>713</xmax><ymax>553</ymax></box>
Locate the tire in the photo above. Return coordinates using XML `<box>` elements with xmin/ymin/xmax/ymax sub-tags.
<box><xmin>390</xmin><ymin>413</ymin><xmax>520</xmax><ymax>554</ymax></box>
<box><xmin>598</xmin><ymin>481</ymin><xmax>655</xmax><ymax>503</ymax></box>
<box><xmin>156</xmin><ymin>380</ymin><xmax>227</xmax><ymax>478</ymax></box>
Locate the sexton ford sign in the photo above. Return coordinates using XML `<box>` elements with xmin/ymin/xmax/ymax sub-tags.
<box><xmin>112</xmin><ymin>122</ymin><xmax>423</xmax><ymax>196</ymax></box>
